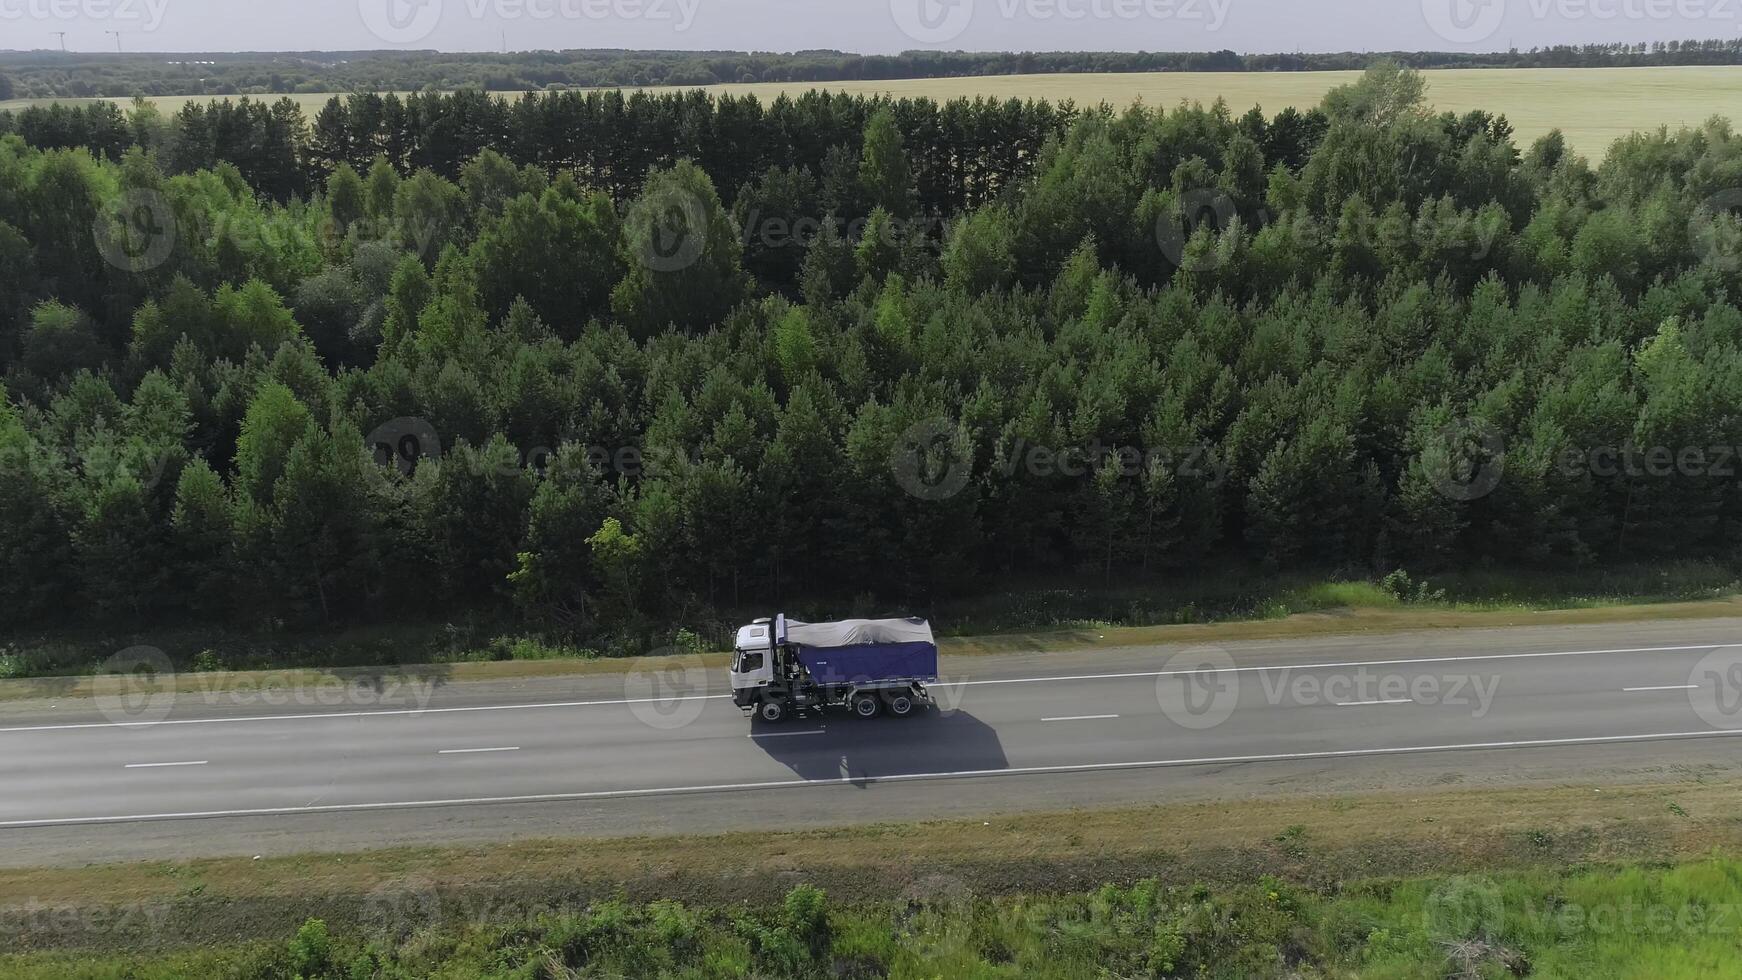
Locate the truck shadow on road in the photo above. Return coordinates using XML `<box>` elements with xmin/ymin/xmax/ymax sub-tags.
<box><xmin>748</xmin><ymin>709</ymin><xmax>1008</xmax><ymax>787</ymax></box>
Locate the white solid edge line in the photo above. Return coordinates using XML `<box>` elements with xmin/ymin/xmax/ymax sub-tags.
<box><xmin>437</xmin><ymin>747</ymin><xmax>519</xmax><ymax>754</ymax></box>
<box><xmin>1041</xmin><ymin>714</ymin><xmax>1119</xmax><ymax>722</ymax></box>
<box><xmin>11</xmin><ymin>727</ymin><xmax>1741</xmax><ymax>828</ymax></box>
<box><xmin>1335</xmin><ymin>699</ymin><xmax>1414</xmax><ymax>707</ymax></box>
<box><xmin>122</xmin><ymin>761</ymin><xmax>208</xmax><ymax>769</ymax></box>
<box><xmin>747</xmin><ymin>730</ymin><xmax>827</xmax><ymax>738</ymax></box>
<box><xmin>3</xmin><ymin>641</ymin><xmax>1733</xmax><ymax>735</ymax></box>
<box><xmin>0</xmin><ymin>694</ymin><xmax>731</xmax><ymax>734</ymax></box>
<box><xmin>1623</xmin><ymin>685</ymin><xmax>1699</xmax><ymax>692</ymax></box>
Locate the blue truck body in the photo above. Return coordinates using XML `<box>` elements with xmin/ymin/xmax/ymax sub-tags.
<box><xmin>789</xmin><ymin>640</ymin><xmax>938</xmax><ymax>687</ymax></box>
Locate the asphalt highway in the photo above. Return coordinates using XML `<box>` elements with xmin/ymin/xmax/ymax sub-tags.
<box><xmin>4</xmin><ymin>618</ymin><xmax>1742</xmax><ymax>865</ymax></box>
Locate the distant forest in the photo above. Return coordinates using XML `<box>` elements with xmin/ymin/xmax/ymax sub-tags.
<box><xmin>5</xmin><ymin>39</ymin><xmax>1742</xmax><ymax>101</ymax></box>
<box><xmin>4</xmin><ymin>64</ymin><xmax>1742</xmax><ymax>641</ymax></box>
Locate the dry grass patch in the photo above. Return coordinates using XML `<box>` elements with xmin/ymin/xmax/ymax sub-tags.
<box><xmin>4</xmin><ymin>777</ymin><xmax>1741</xmax><ymax>951</ymax></box>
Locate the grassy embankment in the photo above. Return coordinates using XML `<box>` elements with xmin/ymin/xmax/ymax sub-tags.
<box><xmin>4</xmin><ymin>779</ymin><xmax>1741</xmax><ymax>975</ymax></box>
<box><xmin>7</xmin><ymin>65</ymin><xmax>1742</xmax><ymax>157</ymax></box>
<box><xmin>1</xmin><ymin>561</ymin><xmax>1737</xmax><ymax>698</ymax></box>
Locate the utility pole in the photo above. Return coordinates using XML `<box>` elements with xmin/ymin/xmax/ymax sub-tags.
<box><xmin>52</xmin><ymin>31</ymin><xmax>67</xmax><ymax>52</ymax></box>
<box><xmin>106</xmin><ymin>31</ymin><xmax>122</xmax><ymax>53</ymax></box>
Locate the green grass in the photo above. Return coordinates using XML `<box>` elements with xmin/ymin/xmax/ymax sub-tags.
<box><xmin>6</xmin><ymin>857</ymin><xmax>1740</xmax><ymax>978</ymax></box>
<box><xmin>6</xmin><ymin>66</ymin><xmax>1742</xmax><ymax>158</ymax></box>
<box><xmin>932</xmin><ymin>559</ymin><xmax>1741</xmax><ymax>635</ymax></box>
<box><xmin>0</xmin><ymin>561</ymin><xmax>1735</xmax><ymax>686</ymax></box>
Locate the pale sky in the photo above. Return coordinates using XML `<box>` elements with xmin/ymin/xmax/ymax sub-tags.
<box><xmin>2</xmin><ymin>0</ymin><xmax>1737</xmax><ymax>54</ymax></box>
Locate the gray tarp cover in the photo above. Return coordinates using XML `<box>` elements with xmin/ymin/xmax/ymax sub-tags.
<box><xmin>783</xmin><ymin>617</ymin><xmax>935</xmax><ymax>648</ymax></box>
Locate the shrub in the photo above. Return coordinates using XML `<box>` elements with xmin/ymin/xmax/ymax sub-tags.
<box><xmin>287</xmin><ymin>919</ymin><xmax>333</xmax><ymax>978</ymax></box>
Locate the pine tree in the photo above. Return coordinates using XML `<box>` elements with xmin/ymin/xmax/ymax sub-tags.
<box><xmin>859</xmin><ymin>109</ymin><xmax>916</xmax><ymax>219</ymax></box>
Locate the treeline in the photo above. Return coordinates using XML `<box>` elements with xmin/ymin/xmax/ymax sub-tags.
<box><xmin>0</xmin><ymin>89</ymin><xmax>1077</xmax><ymax>207</ymax></box>
<box><xmin>7</xmin><ymin>38</ymin><xmax>1742</xmax><ymax>100</ymax></box>
<box><xmin>3</xmin><ymin>65</ymin><xmax>1742</xmax><ymax>637</ymax></box>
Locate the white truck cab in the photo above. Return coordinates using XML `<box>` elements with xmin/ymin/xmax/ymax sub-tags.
<box><xmin>729</xmin><ymin>618</ymin><xmax>776</xmax><ymax>694</ymax></box>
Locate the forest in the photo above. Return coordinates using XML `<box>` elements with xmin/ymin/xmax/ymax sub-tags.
<box><xmin>7</xmin><ymin>38</ymin><xmax>1742</xmax><ymax>100</ymax></box>
<box><xmin>2</xmin><ymin>64</ymin><xmax>1742</xmax><ymax>641</ymax></box>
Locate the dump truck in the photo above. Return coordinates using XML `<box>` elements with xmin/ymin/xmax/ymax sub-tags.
<box><xmin>729</xmin><ymin>615</ymin><xmax>938</xmax><ymax>722</ymax></box>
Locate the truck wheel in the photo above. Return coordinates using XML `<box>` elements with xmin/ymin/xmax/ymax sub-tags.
<box><xmin>759</xmin><ymin>699</ymin><xmax>787</xmax><ymax>723</ymax></box>
<box><xmin>851</xmin><ymin>693</ymin><xmax>881</xmax><ymax>719</ymax></box>
<box><xmin>886</xmin><ymin>692</ymin><xmax>916</xmax><ymax>717</ymax></box>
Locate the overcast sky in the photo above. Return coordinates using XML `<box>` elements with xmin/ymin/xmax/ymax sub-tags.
<box><xmin>4</xmin><ymin>0</ymin><xmax>1738</xmax><ymax>55</ymax></box>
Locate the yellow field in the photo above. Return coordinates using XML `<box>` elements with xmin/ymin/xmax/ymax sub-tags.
<box><xmin>674</xmin><ymin>66</ymin><xmax>1742</xmax><ymax>159</ymax></box>
<box><xmin>6</xmin><ymin>65</ymin><xmax>1740</xmax><ymax>160</ymax></box>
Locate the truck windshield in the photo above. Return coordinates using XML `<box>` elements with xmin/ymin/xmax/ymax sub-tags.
<box><xmin>735</xmin><ymin>651</ymin><xmax>764</xmax><ymax>672</ymax></box>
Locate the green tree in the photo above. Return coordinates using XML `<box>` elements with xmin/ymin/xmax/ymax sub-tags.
<box><xmin>611</xmin><ymin>160</ymin><xmax>746</xmax><ymax>336</ymax></box>
<box><xmin>587</xmin><ymin>516</ymin><xmax>644</xmax><ymax>622</ymax></box>
<box><xmin>0</xmin><ymin>394</ymin><xmax>74</xmax><ymax>625</ymax></box>
<box><xmin>942</xmin><ymin>206</ymin><xmax>1017</xmax><ymax>295</ymax></box>
<box><xmin>470</xmin><ymin>188</ymin><xmax>622</xmax><ymax>328</ymax></box>
<box><xmin>859</xmin><ymin>109</ymin><xmax>916</xmax><ymax>219</ymax></box>
<box><xmin>170</xmin><ymin>457</ymin><xmax>236</xmax><ymax>618</ymax></box>
<box><xmin>21</xmin><ymin>301</ymin><xmax>106</xmax><ymax>381</ymax></box>
<box><xmin>269</xmin><ymin>420</ymin><xmax>381</xmax><ymax>622</ymax></box>
<box><xmin>512</xmin><ymin>444</ymin><xmax>612</xmax><ymax>624</ymax></box>
<box><xmin>413</xmin><ymin>434</ymin><xmax>534</xmax><ymax>600</ymax></box>
<box><xmin>234</xmin><ymin>382</ymin><xmax>315</xmax><ymax>507</ymax></box>
<box><xmin>364</xmin><ymin>155</ymin><xmax>400</xmax><ymax>220</ymax></box>
<box><xmin>772</xmin><ymin>304</ymin><xmax>817</xmax><ymax>385</ymax></box>
<box><xmin>74</xmin><ymin>472</ymin><xmax>161</xmax><ymax>618</ymax></box>
<box><xmin>325</xmin><ymin>162</ymin><xmax>366</xmax><ymax>239</ymax></box>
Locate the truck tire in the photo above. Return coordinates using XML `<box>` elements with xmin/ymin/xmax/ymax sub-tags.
<box><xmin>885</xmin><ymin>692</ymin><xmax>916</xmax><ymax>717</ymax></box>
<box><xmin>758</xmin><ymin>699</ymin><xmax>788</xmax><ymax>723</ymax></box>
<box><xmin>850</xmin><ymin>693</ymin><xmax>881</xmax><ymax>719</ymax></box>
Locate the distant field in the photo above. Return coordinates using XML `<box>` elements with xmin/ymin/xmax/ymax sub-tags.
<box><xmin>6</xmin><ymin>65</ymin><xmax>1740</xmax><ymax>160</ymax></box>
<box><xmin>672</xmin><ymin>66</ymin><xmax>1742</xmax><ymax>159</ymax></box>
